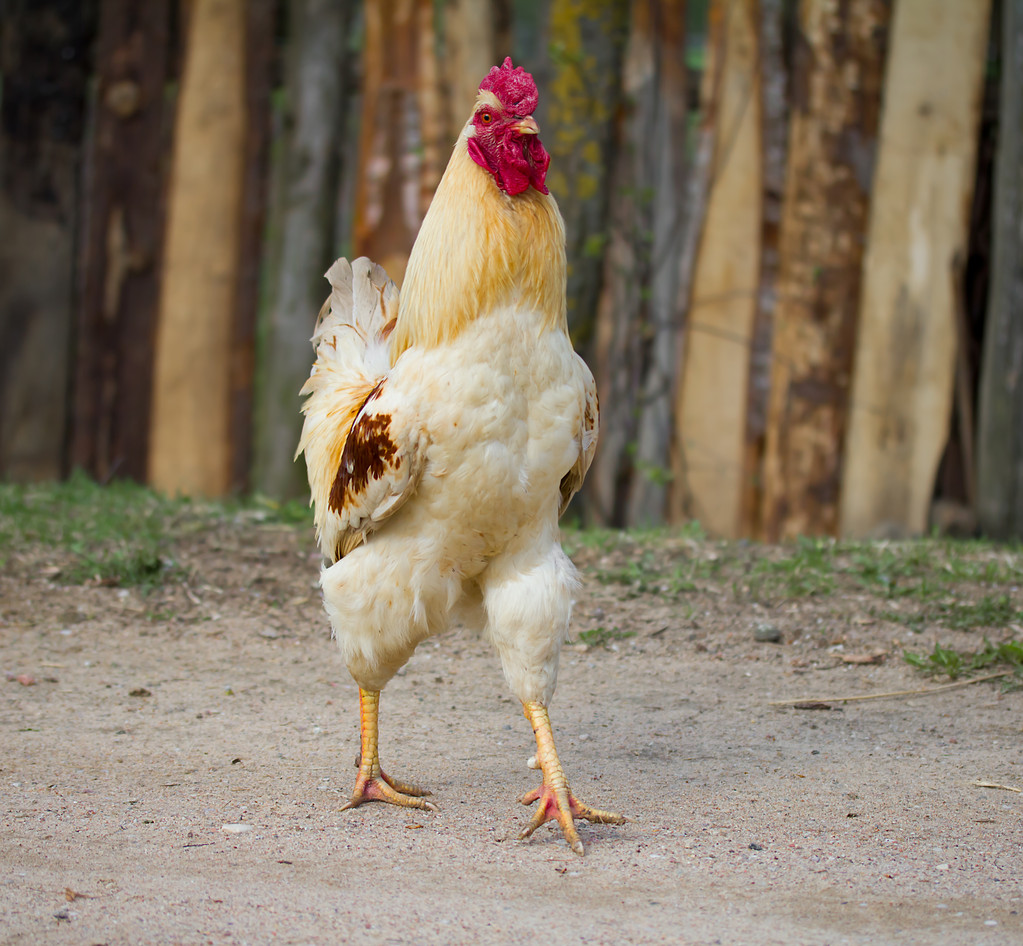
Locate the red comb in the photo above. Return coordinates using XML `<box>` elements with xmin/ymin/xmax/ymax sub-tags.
<box><xmin>478</xmin><ymin>57</ymin><xmax>539</xmax><ymax>116</ymax></box>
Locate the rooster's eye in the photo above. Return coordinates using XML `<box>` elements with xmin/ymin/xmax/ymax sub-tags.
<box><xmin>480</xmin><ymin>112</ymin><xmax>493</xmax><ymax>124</ymax></box>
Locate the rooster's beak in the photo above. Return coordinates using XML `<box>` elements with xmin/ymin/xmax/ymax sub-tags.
<box><xmin>514</xmin><ymin>116</ymin><xmax>540</xmax><ymax>136</ymax></box>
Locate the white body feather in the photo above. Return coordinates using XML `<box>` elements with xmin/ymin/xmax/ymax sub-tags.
<box><xmin>317</xmin><ymin>300</ymin><xmax>594</xmax><ymax>704</ymax></box>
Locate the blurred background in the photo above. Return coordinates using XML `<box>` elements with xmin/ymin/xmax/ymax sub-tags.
<box><xmin>0</xmin><ymin>0</ymin><xmax>1018</xmax><ymax>540</ymax></box>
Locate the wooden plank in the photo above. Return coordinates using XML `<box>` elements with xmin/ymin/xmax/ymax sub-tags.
<box><xmin>625</xmin><ymin>0</ymin><xmax>688</xmax><ymax>527</ymax></box>
<box><xmin>976</xmin><ymin>0</ymin><xmax>1023</xmax><ymax>538</ymax></box>
<box><xmin>589</xmin><ymin>0</ymin><xmax>687</xmax><ymax>526</ymax></box>
<box><xmin>739</xmin><ymin>0</ymin><xmax>790</xmax><ymax>538</ymax></box>
<box><xmin>593</xmin><ymin>0</ymin><xmax>687</xmax><ymax>523</ymax></box>
<box><xmin>228</xmin><ymin>0</ymin><xmax>277</xmax><ymax>495</ymax></box>
<box><xmin>839</xmin><ymin>0</ymin><xmax>991</xmax><ymax>538</ymax></box>
<box><xmin>443</xmin><ymin>0</ymin><xmax>495</xmax><ymax>143</ymax></box>
<box><xmin>253</xmin><ymin>0</ymin><xmax>352</xmax><ymax>500</ymax></box>
<box><xmin>759</xmin><ymin>0</ymin><xmax>889</xmax><ymax>540</ymax></box>
<box><xmin>147</xmin><ymin>0</ymin><xmax>247</xmax><ymax>497</ymax></box>
<box><xmin>352</xmin><ymin>0</ymin><xmax>432</xmax><ymax>284</ymax></box>
<box><xmin>542</xmin><ymin>0</ymin><xmax>629</xmax><ymax>344</ymax></box>
<box><xmin>671</xmin><ymin>0</ymin><xmax>762</xmax><ymax>538</ymax></box>
<box><xmin>72</xmin><ymin>0</ymin><xmax>171</xmax><ymax>484</ymax></box>
<box><xmin>0</xmin><ymin>1</ymin><xmax>94</xmax><ymax>481</ymax></box>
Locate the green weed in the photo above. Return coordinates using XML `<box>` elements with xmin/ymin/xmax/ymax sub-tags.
<box><xmin>748</xmin><ymin>536</ymin><xmax>837</xmax><ymax>600</ymax></box>
<box><xmin>577</xmin><ymin>626</ymin><xmax>636</xmax><ymax>648</ymax></box>
<box><xmin>0</xmin><ymin>472</ymin><xmax>192</xmax><ymax>589</ymax></box>
<box><xmin>904</xmin><ymin>638</ymin><xmax>1023</xmax><ymax>680</ymax></box>
<box><xmin>937</xmin><ymin>594</ymin><xmax>1021</xmax><ymax>630</ymax></box>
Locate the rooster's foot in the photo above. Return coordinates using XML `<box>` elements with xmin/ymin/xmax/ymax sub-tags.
<box><xmin>342</xmin><ymin>686</ymin><xmax>437</xmax><ymax>812</ymax></box>
<box><xmin>341</xmin><ymin>768</ymin><xmax>436</xmax><ymax>811</ymax></box>
<box><xmin>518</xmin><ymin>700</ymin><xmax>625</xmax><ymax>855</ymax></box>
<box><xmin>518</xmin><ymin>781</ymin><xmax>624</xmax><ymax>854</ymax></box>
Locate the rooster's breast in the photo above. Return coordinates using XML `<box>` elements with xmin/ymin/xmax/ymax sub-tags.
<box><xmin>390</xmin><ymin>305</ymin><xmax>584</xmax><ymax>559</ymax></box>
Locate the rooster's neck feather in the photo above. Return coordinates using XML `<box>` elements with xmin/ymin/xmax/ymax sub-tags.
<box><xmin>390</xmin><ymin>134</ymin><xmax>567</xmax><ymax>358</ymax></box>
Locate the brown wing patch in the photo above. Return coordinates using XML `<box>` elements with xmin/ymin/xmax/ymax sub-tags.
<box><xmin>328</xmin><ymin>381</ymin><xmax>398</xmax><ymax>516</ymax></box>
<box><xmin>585</xmin><ymin>390</ymin><xmax>598</xmax><ymax>431</ymax></box>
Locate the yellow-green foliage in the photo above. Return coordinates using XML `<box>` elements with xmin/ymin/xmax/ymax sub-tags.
<box><xmin>545</xmin><ymin>0</ymin><xmax>627</xmax><ymax>206</ymax></box>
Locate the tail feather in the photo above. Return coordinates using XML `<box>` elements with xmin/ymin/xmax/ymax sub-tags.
<box><xmin>297</xmin><ymin>257</ymin><xmax>399</xmax><ymax>559</ymax></box>
<box><xmin>311</xmin><ymin>256</ymin><xmax>398</xmax><ymax>368</ymax></box>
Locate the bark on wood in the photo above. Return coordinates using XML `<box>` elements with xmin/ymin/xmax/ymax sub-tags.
<box><xmin>229</xmin><ymin>0</ymin><xmax>277</xmax><ymax>495</ymax></box>
<box><xmin>759</xmin><ymin>0</ymin><xmax>889</xmax><ymax>541</ymax></box>
<box><xmin>590</xmin><ymin>0</ymin><xmax>687</xmax><ymax>527</ymax></box>
<box><xmin>0</xmin><ymin>1</ymin><xmax>94</xmax><ymax>481</ymax></box>
<box><xmin>253</xmin><ymin>0</ymin><xmax>352</xmax><ymax>500</ymax></box>
<box><xmin>839</xmin><ymin>0</ymin><xmax>991</xmax><ymax>539</ymax></box>
<box><xmin>672</xmin><ymin>0</ymin><xmax>762</xmax><ymax>538</ymax></box>
<box><xmin>541</xmin><ymin>0</ymin><xmax>629</xmax><ymax>348</ymax></box>
<box><xmin>353</xmin><ymin>0</ymin><xmax>439</xmax><ymax>284</ymax></box>
<box><xmin>148</xmin><ymin>0</ymin><xmax>247</xmax><ymax>497</ymax></box>
<box><xmin>739</xmin><ymin>0</ymin><xmax>788</xmax><ymax>535</ymax></box>
<box><xmin>589</xmin><ymin>0</ymin><xmax>683</xmax><ymax>523</ymax></box>
<box><xmin>976</xmin><ymin>0</ymin><xmax>1023</xmax><ymax>538</ymax></box>
<box><xmin>443</xmin><ymin>0</ymin><xmax>496</xmax><ymax>143</ymax></box>
<box><xmin>71</xmin><ymin>0</ymin><xmax>171</xmax><ymax>485</ymax></box>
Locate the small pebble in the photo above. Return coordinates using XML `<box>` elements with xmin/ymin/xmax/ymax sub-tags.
<box><xmin>753</xmin><ymin>623</ymin><xmax>782</xmax><ymax>643</ymax></box>
<box><xmin>221</xmin><ymin>823</ymin><xmax>253</xmax><ymax>834</ymax></box>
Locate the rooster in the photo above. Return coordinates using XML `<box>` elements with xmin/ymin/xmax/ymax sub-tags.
<box><xmin>297</xmin><ymin>58</ymin><xmax>623</xmax><ymax>855</ymax></box>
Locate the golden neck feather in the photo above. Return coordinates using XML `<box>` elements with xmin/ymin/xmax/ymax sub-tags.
<box><xmin>390</xmin><ymin>136</ymin><xmax>567</xmax><ymax>359</ymax></box>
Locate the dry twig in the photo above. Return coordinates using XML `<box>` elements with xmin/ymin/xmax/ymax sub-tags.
<box><xmin>768</xmin><ymin>671</ymin><xmax>1012</xmax><ymax>706</ymax></box>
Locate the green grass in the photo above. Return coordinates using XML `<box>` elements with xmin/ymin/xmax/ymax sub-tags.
<box><xmin>563</xmin><ymin>523</ymin><xmax>1023</xmax><ymax>637</ymax></box>
<box><xmin>0</xmin><ymin>472</ymin><xmax>312</xmax><ymax>592</ymax></box>
<box><xmin>903</xmin><ymin>638</ymin><xmax>1023</xmax><ymax>681</ymax></box>
<box><xmin>937</xmin><ymin>594</ymin><xmax>1022</xmax><ymax>630</ymax></box>
<box><xmin>0</xmin><ymin>472</ymin><xmax>189</xmax><ymax>589</ymax></box>
<box><xmin>576</xmin><ymin>626</ymin><xmax>635</xmax><ymax>648</ymax></box>
<box><xmin>3</xmin><ymin>479</ymin><xmax>1021</xmax><ymax>632</ymax></box>
<box><xmin>747</xmin><ymin>536</ymin><xmax>838</xmax><ymax>599</ymax></box>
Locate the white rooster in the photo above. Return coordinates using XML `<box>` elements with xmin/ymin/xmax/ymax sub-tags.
<box><xmin>297</xmin><ymin>58</ymin><xmax>622</xmax><ymax>854</ymax></box>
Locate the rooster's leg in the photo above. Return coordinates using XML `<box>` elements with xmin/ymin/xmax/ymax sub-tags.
<box><xmin>518</xmin><ymin>700</ymin><xmax>624</xmax><ymax>855</ymax></box>
<box><xmin>340</xmin><ymin>687</ymin><xmax>436</xmax><ymax>811</ymax></box>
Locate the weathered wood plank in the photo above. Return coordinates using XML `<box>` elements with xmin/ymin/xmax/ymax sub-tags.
<box><xmin>672</xmin><ymin>0</ymin><xmax>762</xmax><ymax>538</ymax></box>
<box><xmin>759</xmin><ymin>0</ymin><xmax>889</xmax><ymax>540</ymax></box>
<box><xmin>443</xmin><ymin>0</ymin><xmax>495</xmax><ymax>145</ymax></box>
<box><xmin>541</xmin><ymin>0</ymin><xmax>628</xmax><ymax>347</ymax></box>
<box><xmin>589</xmin><ymin>0</ymin><xmax>687</xmax><ymax>527</ymax></box>
<box><xmin>253</xmin><ymin>0</ymin><xmax>352</xmax><ymax>500</ymax></box>
<box><xmin>739</xmin><ymin>0</ymin><xmax>790</xmax><ymax>537</ymax></box>
<box><xmin>839</xmin><ymin>0</ymin><xmax>991</xmax><ymax>538</ymax></box>
<box><xmin>72</xmin><ymin>0</ymin><xmax>171</xmax><ymax>484</ymax></box>
<box><xmin>148</xmin><ymin>0</ymin><xmax>247</xmax><ymax>497</ymax></box>
<box><xmin>976</xmin><ymin>0</ymin><xmax>1023</xmax><ymax>538</ymax></box>
<box><xmin>228</xmin><ymin>0</ymin><xmax>277</xmax><ymax>495</ymax></box>
<box><xmin>0</xmin><ymin>1</ymin><xmax>94</xmax><ymax>481</ymax></box>
<box><xmin>352</xmin><ymin>0</ymin><xmax>435</xmax><ymax>284</ymax></box>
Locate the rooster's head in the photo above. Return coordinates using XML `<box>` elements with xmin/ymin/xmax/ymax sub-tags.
<box><xmin>467</xmin><ymin>58</ymin><xmax>550</xmax><ymax>197</ymax></box>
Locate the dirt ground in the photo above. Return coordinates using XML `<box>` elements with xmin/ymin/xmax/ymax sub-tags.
<box><xmin>1</xmin><ymin>520</ymin><xmax>1021</xmax><ymax>945</ymax></box>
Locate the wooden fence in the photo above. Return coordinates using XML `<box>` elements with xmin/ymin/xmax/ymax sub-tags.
<box><xmin>1</xmin><ymin>0</ymin><xmax>1018</xmax><ymax>540</ymax></box>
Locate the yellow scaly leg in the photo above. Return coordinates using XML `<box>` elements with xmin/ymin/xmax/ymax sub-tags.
<box><xmin>340</xmin><ymin>687</ymin><xmax>436</xmax><ymax>811</ymax></box>
<box><xmin>518</xmin><ymin>700</ymin><xmax>624</xmax><ymax>855</ymax></box>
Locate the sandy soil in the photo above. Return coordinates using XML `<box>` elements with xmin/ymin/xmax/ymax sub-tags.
<box><xmin>1</xmin><ymin>522</ymin><xmax>1021</xmax><ymax>945</ymax></box>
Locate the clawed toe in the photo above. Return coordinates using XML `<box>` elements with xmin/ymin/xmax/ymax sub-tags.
<box><xmin>518</xmin><ymin>780</ymin><xmax>624</xmax><ymax>854</ymax></box>
<box><xmin>342</xmin><ymin>773</ymin><xmax>437</xmax><ymax>812</ymax></box>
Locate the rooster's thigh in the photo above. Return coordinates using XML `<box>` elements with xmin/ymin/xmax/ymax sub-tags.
<box><xmin>478</xmin><ymin>544</ymin><xmax>578</xmax><ymax>706</ymax></box>
<box><xmin>320</xmin><ymin>544</ymin><xmax>461</xmax><ymax>692</ymax></box>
